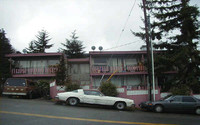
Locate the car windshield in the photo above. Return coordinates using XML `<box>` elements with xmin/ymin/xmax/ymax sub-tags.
<box><xmin>193</xmin><ymin>97</ymin><xmax>200</xmax><ymax>101</ymax></box>
<box><xmin>4</xmin><ymin>78</ymin><xmax>26</xmax><ymax>86</ymax></box>
<box><xmin>164</xmin><ymin>96</ymin><xmax>173</xmax><ymax>101</ymax></box>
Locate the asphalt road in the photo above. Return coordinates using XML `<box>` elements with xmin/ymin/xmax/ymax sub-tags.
<box><xmin>0</xmin><ymin>97</ymin><xmax>199</xmax><ymax>125</ymax></box>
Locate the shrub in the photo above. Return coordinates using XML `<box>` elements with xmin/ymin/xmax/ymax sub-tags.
<box><xmin>170</xmin><ymin>84</ymin><xmax>191</xmax><ymax>95</ymax></box>
<box><xmin>99</xmin><ymin>81</ymin><xmax>118</xmax><ymax>97</ymax></box>
<box><xmin>65</xmin><ymin>83</ymin><xmax>80</xmax><ymax>92</ymax></box>
<box><xmin>36</xmin><ymin>80</ymin><xmax>50</xmax><ymax>98</ymax></box>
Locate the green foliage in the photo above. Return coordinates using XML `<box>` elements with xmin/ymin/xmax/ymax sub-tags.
<box><xmin>55</xmin><ymin>54</ymin><xmax>67</xmax><ymax>85</ymax></box>
<box><xmin>170</xmin><ymin>84</ymin><xmax>191</xmax><ymax>95</ymax></box>
<box><xmin>134</xmin><ymin>0</ymin><xmax>200</xmax><ymax>93</ymax></box>
<box><xmin>99</xmin><ymin>81</ymin><xmax>118</xmax><ymax>97</ymax></box>
<box><xmin>36</xmin><ymin>80</ymin><xmax>50</xmax><ymax>98</ymax></box>
<box><xmin>65</xmin><ymin>83</ymin><xmax>80</xmax><ymax>92</ymax></box>
<box><xmin>60</xmin><ymin>30</ymin><xmax>85</xmax><ymax>58</ymax></box>
<box><xmin>26</xmin><ymin>29</ymin><xmax>53</xmax><ymax>53</ymax></box>
<box><xmin>26</xmin><ymin>41</ymin><xmax>38</xmax><ymax>53</ymax></box>
<box><xmin>0</xmin><ymin>29</ymin><xmax>15</xmax><ymax>89</ymax></box>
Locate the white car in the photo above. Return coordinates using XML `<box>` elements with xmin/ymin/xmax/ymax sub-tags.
<box><xmin>55</xmin><ymin>89</ymin><xmax>135</xmax><ymax>110</ymax></box>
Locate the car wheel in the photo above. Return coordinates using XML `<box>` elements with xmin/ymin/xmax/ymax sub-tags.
<box><xmin>68</xmin><ymin>98</ymin><xmax>79</xmax><ymax>106</ymax></box>
<box><xmin>195</xmin><ymin>107</ymin><xmax>200</xmax><ymax>115</ymax></box>
<box><xmin>115</xmin><ymin>102</ymin><xmax>126</xmax><ymax>110</ymax></box>
<box><xmin>154</xmin><ymin>105</ymin><xmax>163</xmax><ymax>113</ymax></box>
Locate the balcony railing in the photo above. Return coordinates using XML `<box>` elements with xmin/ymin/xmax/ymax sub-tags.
<box><xmin>91</xmin><ymin>65</ymin><xmax>146</xmax><ymax>74</ymax></box>
<box><xmin>11</xmin><ymin>67</ymin><xmax>58</xmax><ymax>75</ymax></box>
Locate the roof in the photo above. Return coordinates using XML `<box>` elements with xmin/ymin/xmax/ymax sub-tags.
<box><xmin>5</xmin><ymin>53</ymin><xmax>63</xmax><ymax>58</ymax></box>
<box><xmin>89</xmin><ymin>51</ymin><xmax>163</xmax><ymax>55</ymax></box>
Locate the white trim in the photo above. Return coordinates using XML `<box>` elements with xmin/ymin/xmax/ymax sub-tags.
<box><xmin>3</xmin><ymin>92</ymin><xmax>27</xmax><ymax>95</ymax></box>
<box><xmin>117</xmin><ymin>88</ymin><xmax>124</xmax><ymax>93</ymax></box>
<box><xmin>127</xmin><ymin>90</ymin><xmax>158</xmax><ymax>95</ymax></box>
<box><xmin>50</xmin><ymin>81</ymin><xmax>56</xmax><ymax>87</ymax></box>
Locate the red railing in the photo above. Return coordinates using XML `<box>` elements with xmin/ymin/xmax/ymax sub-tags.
<box><xmin>91</xmin><ymin>65</ymin><xmax>146</xmax><ymax>73</ymax></box>
<box><xmin>12</xmin><ymin>67</ymin><xmax>58</xmax><ymax>75</ymax></box>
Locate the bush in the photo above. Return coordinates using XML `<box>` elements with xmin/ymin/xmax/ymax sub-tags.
<box><xmin>36</xmin><ymin>80</ymin><xmax>50</xmax><ymax>98</ymax></box>
<box><xmin>170</xmin><ymin>84</ymin><xmax>191</xmax><ymax>95</ymax></box>
<box><xmin>99</xmin><ymin>81</ymin><xmax>118</xmax><ymax>97</ymax></box>
<box><xmin>65</xmin><ymin>83</ymin><xmax>80</xmax><ymax>92</ymax></box>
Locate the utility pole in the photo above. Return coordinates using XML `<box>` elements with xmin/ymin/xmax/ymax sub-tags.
<box><xmin>142</xmin><ymin>0</ymin><xmax>152</xmax><ymax>101</ymax></box>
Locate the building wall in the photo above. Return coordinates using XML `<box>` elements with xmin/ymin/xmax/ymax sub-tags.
<box><xmin>90</xmin><ymin>54</ymin><xmax>147</xmax><ymax>89</ymax></box>
<box><xmin>69</xmin><ymin>63</ymin><xmax>90</xmax><ymax>85</ymax></box>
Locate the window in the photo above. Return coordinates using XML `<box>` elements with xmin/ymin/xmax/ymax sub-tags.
<box><xmin>72</xmin><ymin>90</ymin><xmax>78</xmax><ymax>93</ymax></box>
<box><xmin>94</xmin><ymin>58</ymin><xmax>107</xmax><ymax>64</ymax></box>
<box><xmin>84</xmin><ymin>90</ymin><xmax>102</xmax><ymax>96</ymax></box>
<box><xmin>182</xmin><ymin>97</ymin><xmax>196</xmax><ymax>102</ymax></box>
<box><xmin>5</xmin><ymin>78</ymin><xmax>26</xmax><ymax>86</ymax></box>
<box><xmin>171</xmin><ymin>96</ymin><xmax>182</xmax><ymax>102</ymax></box>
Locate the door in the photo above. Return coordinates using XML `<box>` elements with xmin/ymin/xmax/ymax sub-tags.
<box><xmin>164</xmin><ymin>96</ymin><xmax>183</xmax><ymax>111</ymax></box>
<box><xmin>82</xmin><ymin>90</ymin><xmax>102</xmax><ymax>104</ymax></box>
<box><xmin>181</xmin><ymin>97</ymin><xmax>197</xmax><ymax>112</ymax></box>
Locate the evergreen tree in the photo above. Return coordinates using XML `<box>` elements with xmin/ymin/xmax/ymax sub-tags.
<box><xmin>33</xmin><ymin>29</ymin><xmax>53</xmax><ymax>53</ymax></box>
<box><xmin>61</xmin><ymin>30</ymin><xmax>85</xmax><ymax>58</ymax></box>
<box><xmin>26</xmin><ymin>40</ymin><xmax>38</xmax><ymax>53</ymax></box>
<box><xmin>55</xmin><ymin>54</ymin><xmax>67</xmax><ymax>85</ymax></box>
<box><xmin>0</xmin><ymin>29</ymin><xmax>15</xmax><ymax>88</ymax></box>
<box><xmin>136</xmin><ymin>0</ymin><xmax>200</xmax><ymax>93</ymax></box>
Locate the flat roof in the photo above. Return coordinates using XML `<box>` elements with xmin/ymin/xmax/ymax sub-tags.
<box><xmin>5</xmin><ymin>53</ymin><xmax>63</xmax><ymax>58</ymax></box>
<box><xmin>89</xmin><ymin>51</ymin><xmax>162</xmax><ymax>55</ymax></box>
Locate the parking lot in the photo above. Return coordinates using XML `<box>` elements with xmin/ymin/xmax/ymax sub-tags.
<box><xmin>0</xmin><ymin>97</ymin><xmax>199</xmax><ymax>125</ymax></box>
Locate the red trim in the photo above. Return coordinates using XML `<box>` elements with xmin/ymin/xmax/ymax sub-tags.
<box><xmin>5</xmin><ymin>53</ymin><xmax>62</xmax><ymax>58</ymax></box>
<box><xmin>89</xmin><ymin>51</ymin><xmax>162</xmax><ymax>55</ymax></box>
<box><xmin>90</xmin><ymin>72</ymin><xmax>148</xmax><ymax>76</ymax></box>
<box><xmin>68</xmin><ymin>58</ymin><xmax>89</xmax><ymax>62</ymax></box>
<box><xmin>12</xmin><ymin>74</ymin><xmax>56</xmax><ymax>78</ymax></box>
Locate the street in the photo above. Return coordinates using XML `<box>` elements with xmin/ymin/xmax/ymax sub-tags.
<box><xmin>0</xmin><ymin>97</ymin><xmax>199</xmax><ymax>125</ymax></box>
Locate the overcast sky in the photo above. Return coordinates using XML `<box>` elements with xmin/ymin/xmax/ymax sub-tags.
<box><xmin>0</xmin><ymin>0</ymin><xmax>199</xmax><ymax>53</ymax></box>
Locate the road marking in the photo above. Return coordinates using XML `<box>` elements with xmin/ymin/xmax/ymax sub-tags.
<box><xmin>0</xmin><ymin>111</ymin><xmax>176</xmax><ymax>125</ymax></box>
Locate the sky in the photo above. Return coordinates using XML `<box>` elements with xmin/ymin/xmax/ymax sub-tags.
<box><xmin>0</xmin><ymin>0</ymin><xmax>200</xmax><ymax>53</ymax></box>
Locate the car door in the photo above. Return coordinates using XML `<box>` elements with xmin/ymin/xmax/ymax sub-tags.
<box><xmin>164</xmin><ymin>96</ymin><xmax>183</xmax><ymax>111</ymax></box>
<box><xmin>83</xmin><ymin>90</ymin><xmax>101</xmax><ymax>104</ymax></box>
<box><xmin>181</xmin><ymin>97</ymin><xmax>197</xmax><ymax>112</ymax></box>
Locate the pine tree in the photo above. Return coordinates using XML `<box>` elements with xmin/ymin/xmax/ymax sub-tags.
<box><xmin>149</xmin><ymin>0</ymin><xmax>200</xmax><ymax>93</ymax></box>
<box><xmin>34</xmin><ymin>29</ymin><xmax>53</xmax><ymax>53</ymax></box>
<box><xmin>0</xmin><ymin>29</ymin><xmax>15</xmax><ymax>88</ymax></box>
<box><xmin>26</xmin><ymin>40</ymin><xmax>38</xmax><ymax>53</ymax></box>
<box><xmin>55</xmin><ymin>55</ymin><xmax>67</xmax><ymax>85</ymax></box>
<box><xmin>61</xmin><ymin>30</ymin><xmax>85</xmax><ymax>58</ymax></box>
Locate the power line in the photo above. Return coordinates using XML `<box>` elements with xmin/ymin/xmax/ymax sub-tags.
<box><xmin>104</xmin><ymin>40</ymin><xmax>140</xmax><ymax>50</ymax></box>
<box><xmin>115</xmin><ymin>0</ymin><xmax>137</xmax><ymax>47</ymax></box>
<box><xmin>98</xmin><ymin>0</ymin><xmax>137</xmax><ymax>85</ymax></box>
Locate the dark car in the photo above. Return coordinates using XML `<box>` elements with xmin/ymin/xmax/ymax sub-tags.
<box><xmin>139</xmin><ymin>95</ymin><xmax>200</xmax><ymax>115</ymax></box>
<box><xmin>3</xmin><ymin>78</ymin><xmax>38</xmax><ymax>99</ymax></box>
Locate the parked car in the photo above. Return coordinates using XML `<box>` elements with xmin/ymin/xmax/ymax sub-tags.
<box><xmin>3</xmin><ymin>78</ymin><xmax>38</xmax><ymax>99</ymax></box>
<box><xmin>55</xmin><ymin>89</ymin><xmax>135</xmax><ymax>110</ymax></box>
<box><xmin>139</xmin><ymin>95</ymin><xmax>200</xmax><ymax>115</ymax></box>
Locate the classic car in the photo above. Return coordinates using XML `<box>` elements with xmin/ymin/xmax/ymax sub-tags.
<box><xmin>139</xmin><ymin>95</ymin><xmax>200</xmax><ymax>115</ymax></box>
<box><xmin>55</xmin><ymin>89</ymin><xmax>135</xmax><ymax>110</ymax></box>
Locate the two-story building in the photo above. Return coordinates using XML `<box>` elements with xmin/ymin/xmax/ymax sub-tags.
<box><xmin>89</xmin><ymin>51</ymin><xmax>148</xmax><ymax>88</ymax></box>
<box><xmin>6</xmin><ymin>51</ymin><xmax>171</xmax><ymax>106</ymax></box>
<box><xmin>6</xmin><ymin>53</ymin><xmax>62</xmax><ymax>80</ymax></box>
